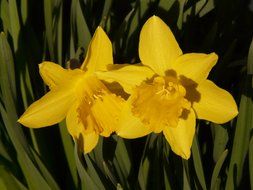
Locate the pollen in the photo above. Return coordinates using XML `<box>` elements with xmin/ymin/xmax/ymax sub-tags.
<box><xmin>131</xmin><ymin>76</ymin><xmax>190</xmax><ymax>133</ymax></box>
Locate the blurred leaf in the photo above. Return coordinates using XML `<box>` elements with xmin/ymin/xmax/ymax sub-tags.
<box><xmin>74</xmin><ymin>142</ymin><xmax>101</xmax><ymax>190</ymax></box>
<box><xmin>0</xmin><ymin>33</ymin><xmax>58</xmax><ymax>190</ymax></box>
<box><xmin>182</xmin><ymin>160</ymin><xmax>191</xmax><ymax>190</ymax></box>
<box><xmin>247</xmin><ymin>38</ymin><xmax>253</xmax><ymax>75</ymax></box>
<box><xmin>0</xmin><ymin>0</ymin><xmax>11</xmax><ymax>33</ymax></box>
<box><xmin>138</xmin><ymin>134</ymin><xmax>164</xmax><ymax>189</ymax></box>
<box><xmin>248</xmin><ymin>37</ymin><xmax>253</xmax><ymax>190</ymax></box>
<box><xmin>177</xmin><ymin>0</ymin><xmax>187</xmax><ymax>29</ymax></box>
<box><xmin>191</xmin><ymin>135</ymin><xmax>207</xmax><ymax>190</ymax></box>
<box><xmin>84</xmin><ymin>154</ymin><xmax>108</xmax><ymax>190</ymax></box>
<box><xmin>56</xmin><ymin>0</ymin><xmax>63</xmax><ymax>64</ymax></box>
<box><xmin>100</xmin><ymin>0</ymin><xmax>113</xmax><ymax>28</ymax></box>
<box><xmin>8</xmin><ymin>0</ymin><xmax>21</xmax><ymax>51</ymax></box>
<box><xmin>112</xmin><ymin>136</ymin><xmax>131</xmax><ymax>189</ymax></box>
<box><xmin>212</xmin><ymin>124</ymin><xmax>228</xmax><ymax>162</ymax></box>
<box><xmin>44</xmin><ymin>0</ymin><xmax>55</xmax><ymax>60</ymax></box>
<box><xmin>31</xmin><ymin>149</ymin><xmax>61</xmax><ymax>190</ymax></box>
<box><xmin>225</xmin><ymin>76</ymin><xmax>252</xmax><ymax>189</ymax></box>
<box><xmin>75</xmin><ymin>0</ymin><xmax>91</xmax><ymax>50</ymax></box>
<box><xmin>199</xmin><ymin>0</ymin><xmax>215</xmax><ymax>17</ymax></box>
<box><xmin>21</xmin><ymin>0</ymin><xmax>28</xmax><ymax>24</ymax></box>
<box><xmin>0</xmin><ymin>165</ymin><xmax>27</xmax><ymax>190</ymax></box>
<box><xmin>184</xmin><ymin>0</ymin><xmax>206</xmax><ymax>21</ymax></box>
<box><xmin>210</xmin><ymin>150</ymin><xmax>228</xmax><ymax>190</ymax></box>
<box><xmin>59</xmin><ymin>122</ymin><xmax>78</xmax><ymax>188</ymax></box>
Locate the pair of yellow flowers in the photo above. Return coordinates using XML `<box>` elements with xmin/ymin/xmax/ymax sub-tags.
<box><xmin>18</xmin><ymin>16</ymin><xmax>238</xmax><ymax>159</ymax></box>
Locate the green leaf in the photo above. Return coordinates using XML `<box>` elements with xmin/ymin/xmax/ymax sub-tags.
<box><xmin>44</xmin><ymin>0</ymin><xmax>55</xmax><ymax>60</ymax></box>
<box><xmin>191</xmin><ymin>135</ymin><xmax>207</xmax><ymax>190</ymax></box>
<box><xmin>225</xmin><ymin>76</ymin><xmax>252</xmax><ymax>189</ymax></box>
<box><xmin>31</xmin><ymin>149</ymin><xmax>61</xmax><ymax>190</ymax></box>
<box><xmin>59</xmin><ymin>122</ymin><xmax>78</xmax><ymax>188</ymax></box>
<box><xmin>210</xmin><ymin>150</ymin><xmax>228</xmax><ymax>190</ymax></box>
<box><xmin>0</xmin><ymin>33</ymin><xmax>58</xmax><ymax>190</ymax></box>
<box><xmin>112</xmin><ymin>136</ymin><xmax>131</xmax><ymax>189</ymax></box>
<box><xmin>0</xmin><ymin>0</ymin><xmax>11</xmax><ymax>33</ymax></box>
<box><xmin>75</xmin><ymin>0</ymin><xmax>91</xmax><ymax>50</ymax></box>
<box><xmin>249</xmin><ymin>135</ymin><xmax>253</xmax><ymax>190</ymax></box>
<box><xmin>20</xmin><ymin>0</ymin><xmax>28</xmax><ymax>24</ymax></box>
<box><xmin>74</xmin><ymin>142</ymin><xmax>100</xmax><ymax>190</ymax></box>
<box><xmin>8</xmin><ymin>0</ymin><xmax>21</xmax><ymax>52</ymax></box>
<box><xmin>212</xmin><ymin>124</ymin><xmax>228</xmax><ymax>162</ymax></box>
<box><xmin>0</xmin><ymin>165</ymin><xmax>28</xmax><ymax>190</ymax></box>
<box><xmin>99</xmin><ymin>0</ymin><xmax>113</xmax><ymax>28</ymax></box>
<box><xmin>248</xmin><ymin>38</ymin><xmax>253</xmax><ymax>74</ymax></box>
<box><xmin>199</xmin><ymin>0</ymin><xmax>215</xmax><ymax>17</ymax></box>
<box><xmin>84</xmin><ymin>154</ymin><xmax>106</xmax><ymax>190</ymax></box>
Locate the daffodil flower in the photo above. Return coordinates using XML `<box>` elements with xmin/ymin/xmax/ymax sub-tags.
<box><xmin>97</xmin><ymin>16</ymin><xmax>238</xmax><ymax>159</ymax></box>
<box><xmin>18</xmin><ymin>27</ymin><xmax>124</xmax><ymax>153</ymax></box>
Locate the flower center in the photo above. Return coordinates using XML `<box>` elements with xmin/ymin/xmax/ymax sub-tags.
<box><xmin>131</xmin><ymin>76</ymin><xmax>190</xmax><ymax>133</ymax></box>
<box><xmin>75</xmin><ymin>74</ymin><xmax>123</xmax><ymax>136</ymax></box>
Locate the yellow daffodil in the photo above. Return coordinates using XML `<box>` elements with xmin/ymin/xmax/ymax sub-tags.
<box><xmin>18</xmin><ymin>27</ymin><xmax>124</xmax><ymax>153</ymax></box>
<box><xmin>97</xmin><ymin>16</ymin><xmax>238</xmax><ymax>159</ymax></box>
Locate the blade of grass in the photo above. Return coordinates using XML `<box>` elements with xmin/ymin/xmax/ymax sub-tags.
<box><xmin>99</xmin><ymin>0</ymin><xmax>113</xmax><ymax>28</ymax></box>
<box><xmin>56</xmin><ymin>0</ymin><xmax>63</xmax><ymax>64</ymax></box>
<box><xmin>75</xmin><ymin>0</ymin><xmax>91</xmax><ymax>50</ymax></box>
<box><xmin>20</xmin><ymin>0</ymin><xmax>28</xmax><ymax>24</ymax></box>
<box><xmin>191</xmin><ymin>135</ymin><xmax>207</xmax><ymax>190</ymax></box>
<box><xmin>8</xmin><ymin>0</ymin><xmax>21</xmax><ymax>52</ymax></box>
<box><xmin>0</xmin><ymin>0</ymin><xmax>11</xmax><ymax>34</ymax></box>
<box><xmin>0</xmin><ymin>165</ymin><xmax>28</xmax><ymax>190</ymax></box>
<box><xmin>0</xmin><ymin>33</ymin><xmax>58</xmax><ymax>190</ymax></box>
<box><xmin>59</xmin><ymin>122</ymin><xmax>78</xmax><ymax>188</ymax></box>
<box><xmin>210</xmin><ymin>150</ymin><xmax>228</xmax><ymax>190</ymax></box>
<box><xmin>44</xmin><ymin>0</ymin><xmax>55</xmax><ymax>60</ymax></box>
<box><xmin>212</xmin><ymin>124</ymin><xmax>228</xmax><ymax>162</ymax></box>
<box><xmin>247</xmin><ymin>38</ymin><xmax>253</xmax><ymax>189</ymax></box>
<box><xmin>250</xmin><ymin>135</ymin><xmax>253</xmax><ymax>190</ymax></box>
<box><xmin>84</xmin><ymin>154</ymin><xmax>107</xmax><ymax>190</ymax></box>
<box><xmin>112</xmin><ymin>136</ymin><xmax>131</xmax><ymax>189</ymax></box>
<box><xmin>74</xmin><ymin>142</ymin><xmax>100</xmax><ymax>190</ymax></box>
<box><xmin>225</xmin><ymin>76</ymin><xmax>252</xmax><ymax>189</ymax></box>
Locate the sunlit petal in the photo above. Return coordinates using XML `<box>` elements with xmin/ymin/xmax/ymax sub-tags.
<box><xmin>81</xmin><ymin>27</ymin><xmax>113</xmax><ymax>73</ymax></box>
<box><xmin>82</xmin><ymin>132</ymin><xmax>99</xmax><ymax>153</ymax></box>
<box><xmin>172</xmin><ymin>53</ymin><xmax>218</xmax><ymax>84</ymax></box>
<box><xmin>18</xmin><ymin>87</ymin><xmax>75</xmax><ymax>128</ymax></box>
<box><xmin>163</xmin><ymin>109</ymin><xmax>196</xmax><ymax>159</ymax></box>
<box><xmin>116</xmin><ymin>97</ymin><xmax>152</xmax><ymax>138</ymax></box>
<box><xmin>139</xmin><ymin>16</ymin><xmax>182</xmax><ymax>75</ymax></box>
<box><xmin>193</xmin><ymin>80</ymin><xmax>238</xmax><ymax>124</ymax></box>
<box><xmin>39</xmin><ymin>61</ymin><xmax>82</xmax><ymax>89</ymax></box>
<box><xmin>90</xmin><ymin>92</ymin><xmax>124</xmax><ymax>137</ymax></box>
<box><xmin>96</xmin><ymin>64</ymin><xmax>154</xmax><ymax>94</ymax></box>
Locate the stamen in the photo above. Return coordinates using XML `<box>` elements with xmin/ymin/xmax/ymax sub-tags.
<box><xmin>132</xmin><ymin>76</ymin><xmax>191</xmax><ymax>132</ymax></box>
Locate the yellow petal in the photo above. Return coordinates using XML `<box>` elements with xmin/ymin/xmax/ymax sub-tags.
<box><xmin>139</xmin><ymin>16</ymin><xmax>182</xmax><ymax>75</ymax></box>
<box><xmin>39</xmin><ymin>61</ymin><xmax>68</xmax><ymax>88</ymax></box>
<box><xmin>193</xmin><ymin>80</ymin><xmax>238</xmax><ymax>124</ymax></box>
<box><xmin>172</xmin><ymin>53</ymin><xmax>218</xmax><ymax>84</ymax></box>
<box><xmin>81</xmin><ymin>27</ymin><xmax>113</xmax><ymax>73</ymax></box>
<box><xmin>82</xmin><ymin>132</ymin><xmax>99</xmax><ymax>153</ymax></box>
<box><xmin>18</xmin><ymin>87</ymin><xmax>75</xmax><ymax>128</ymax></box>
<box><xmin>96</xmin><ymin>64</ymin><xmax>154</xmax><ymax>94</ymax></box>
<box><xmin>116</xmin><ymin>97</ymin><xmax>152</xmax><ymax>138</ymax></box>
<box><xmin>66</xmin><ymin>105</ymin><xmax>99</xmax><ymax>153</ymax></box>
<box><xmin>66</xmin><ymin>102</ymin><xmax>89</xmax><ymax>139</ymax></box>
<box><xmin>39</xmin><ymin>61</ymin><xmax>82</xmax><ymax>89</ymax></box>
<box><xmin>163</xmin><ymin>109</ymin><xmax>196</xmax><ymax>159</ymax></box>
<box><xmin>90</xmin><ymin>92</ymin><xmax>124</xmax><ymax>137</ymax></box>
